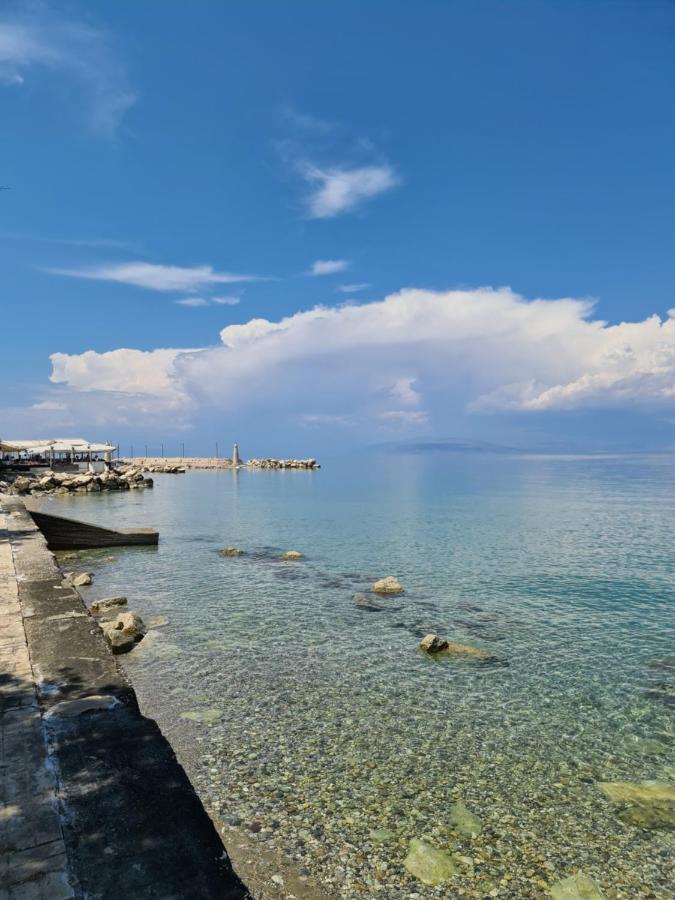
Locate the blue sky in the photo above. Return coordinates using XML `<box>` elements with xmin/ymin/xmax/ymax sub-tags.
<box><xmin>2</xmin><ymin>0</ymin><xmax>675</xmax><ymax>454</ymax></box>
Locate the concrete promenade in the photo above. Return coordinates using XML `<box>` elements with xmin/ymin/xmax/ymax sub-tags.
<box><xmin>1</xmin><ymin>504</ymin><xmax>73</xmax><ymax>898</ymax></box>
<box><xmin>0</xmin><ymin>495</ymin><xmax>251</xmax><ymax>899</ymax></box>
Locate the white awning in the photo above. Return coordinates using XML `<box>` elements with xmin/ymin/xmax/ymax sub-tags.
<box><xmin>1</xmin><ymin>438</ymin><xmax>115</xmax><ymax>454</ymax></box>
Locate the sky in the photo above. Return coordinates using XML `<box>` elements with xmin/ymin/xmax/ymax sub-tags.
<box><xmin>2</xmin><ymin>0</ymin><xmax>675</xmax><ymax>456</ymax></box>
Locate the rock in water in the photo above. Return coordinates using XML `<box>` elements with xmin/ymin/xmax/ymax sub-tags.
<box><xmin>419</xmin><ymin>632</ymin><xmax>497</xmax><ymax>661</ymax></box>
<box><xmin>220</xmin><ymin>547</ymin><xmax>243</xmax><ymax>557</ymax></box>
<box><xmin>91</xmin><ymin>596</ymin><xmax>128</xmax><ymax>615</ymax></box>
<box><xmin>549</xmin><ymin>871</ymin><xmax>605</xmax><ymax>899</ymax></box>
<box><xmin>403</xmin><ymin>839</ymin><xmax>458</xmax><ymax>886</ymax></box>
<box><xmin>597</xmin><ymin>780</ymin><xmax>675</xmax><ymax>829</ymax></box>
<box><xmin>371</xmin><ymin>576</ymin><xmax>403</xmax><ymax>594</ymax></box>
<box><xmin>448</xmin><ymin>801</ymin><xmax>482</xmax><ymax>835</ymax></box>
<box><xmin>280</xmin><ymin>550</ymin><xmax>303</xmax><ymax>560</ymax></box>
<box><xmin>420</xmin><ymin>633</ymin><xmax>449</xmax><ymax>652</ymax></box>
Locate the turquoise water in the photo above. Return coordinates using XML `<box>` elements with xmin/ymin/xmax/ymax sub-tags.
<box><xmin>38</xmin><ymin>454</ymin><xmax>675</xmax><ymax>898</ymax></box>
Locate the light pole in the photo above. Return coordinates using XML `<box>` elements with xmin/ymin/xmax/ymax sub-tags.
<box><xmin>215</xmin><ymin>442</ymin><xmax>219</xmax><ymax>459</ymax></box>
<box><xmin>161</xmin><ymin>443</ymin><xmax>164</xmax><ymax>458</ymax></box>
<box><xmin>144</xmin><ymin>444</ymin><xmax>148</xmax><ymax>459</ymax></box>
<box><xmin>130</xmin><ymin>444</ymin><xmax>134</xmax><ymax>459</ymax></box>
<box><xmin>181</xmin><ymin>442</ymin><xmax>184</xmax><ymax>459</ymax></box>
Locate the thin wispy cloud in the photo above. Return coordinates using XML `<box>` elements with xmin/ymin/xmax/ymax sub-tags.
<box><xmin>0</xmin><ymin>9</ymin><xmax>135</xmax><ymax>136</ymax></box>
<box><xmin>303</xmin><ymin>163</ymin><xmax>399</xmax><ymax>219</ymax></box>
<box><xmin>309</xmin><ymin>259</ymin><xmax>349</xmax><ymax>276</ymax></box>
<box><xmin>46</xmin><ymin>262</ymin><xmax>257</xmax><ymax>292</ymax></box>
<box><xmin>175</xmin><ymin>295</ymin><xmax>240</xmax><ymax>307</ymax></box>
<box><xmin>0</xmin><ymin>231</ymin><xmax>133</xmax><ymax>248</ymax></box>
<box><xmin>338</xmin><ymin>283</ymin><xmax>370</xmax><ymax>294</ymax></box>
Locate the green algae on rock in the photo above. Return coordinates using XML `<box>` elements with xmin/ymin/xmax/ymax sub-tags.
<box><xmin>403</xmin><ymin>838</ymin><xmax>458</xmax><ymax>885</ymax></box>
<box><xmin>448</xmin><ymin>800</ymin><xmax>482</xmax><ymax>835</ymax></box>
<box><xmin>549</xmin><ymin>870</ymin><xmax>605</xmax><ymax>899</ymax></box>
<box><xmin>598</xmin><ymin>780</ymin><xmax>675</xmax><ymax>829</ymax></box>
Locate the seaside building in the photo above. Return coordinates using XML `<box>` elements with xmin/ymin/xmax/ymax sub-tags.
<box><xmin>0</xmin><ymin>437</ymin><xmax>116</xmax><ymax>473</ymax></box>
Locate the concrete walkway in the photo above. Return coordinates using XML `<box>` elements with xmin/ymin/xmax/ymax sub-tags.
<box><xmin>0</xmin><ymin>506</ymin><xmax>74</xmax><ymax>898</ymax></box>
<box><xmin>0</xmin><ymin>496</ymin><xmax>251</xmax><ymax>899</ymax></box>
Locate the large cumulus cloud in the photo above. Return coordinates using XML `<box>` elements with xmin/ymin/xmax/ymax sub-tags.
<box><xmin>45</xmin><ymin>287</ymin><xmax>675</xmax><ymax>433</ymax></box>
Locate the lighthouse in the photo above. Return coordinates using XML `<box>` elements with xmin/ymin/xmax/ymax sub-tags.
<box><xmin>232</xmin><ymin>443</ymin><xmax>241</xmax><ymax>467</ymax></box>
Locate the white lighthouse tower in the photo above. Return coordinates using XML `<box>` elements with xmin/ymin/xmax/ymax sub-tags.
<box><xmin>232</xmin><ymin>443</ymin><xmax>241</xmax><ymax>467</ymax></box>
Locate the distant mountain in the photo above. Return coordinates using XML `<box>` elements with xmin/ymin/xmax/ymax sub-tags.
<box><xmin>375</xmin><ymin>437</ymin><xmax>525</xmax><ymax>455</ymax></box>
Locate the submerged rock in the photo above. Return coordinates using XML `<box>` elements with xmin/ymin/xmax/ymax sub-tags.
<box><xmin>353</xmin><ymin>593</ymin><xmax>387</xmax><ymax>612</ymax></box>
<box><xmin>369</xmin><ymin>827</ymin><xmax>395</xmax><ymax>843</ymax></box>
<box><xmin>403</xmin><ymin>838</ymin><xmax>457</xmax><ymax>886</ymax></box>
<box><xmin>644</xmin><ymin>683</ymin><xmax>675</xmax><ymax>709</ymax></box>
<box><xmin>280</xmin><ymin>550</ymin><xmax>303</xmax><ymax>560</ymax></box>
<box><xmin>449</xmin><ymin>801</ymin><xmax>482</xmax><ymax>835</ymax></box>
<box><xmin>598</xmin><ymin>781</ymin><xmax>675</xmax><ymax>829</ymax></box>
<box><xmin>220</xmin><ymin>547</ymin><xmax>243</xmax><ymax>557</ymax></box>
<box><xmin>91</xmin><ymin>596</ymin><xmax>128</xmax><ymax>615</ymax></box>
<box><xmin>549</xmin><ymin>871</ymin><xmax>605</xmax><ymax>899</ymax></box>
<box><xmin>180</xmin><ymin>708</ymin><xmax>223</xmax><ymax>723</ymax></box>
<box><xmin>371</xmin><ymin>576</ymin><xmax>403</xmax><ymax>594</ymax></box>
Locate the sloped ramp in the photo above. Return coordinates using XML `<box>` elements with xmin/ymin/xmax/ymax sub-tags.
<box><xmin>28</xmin><ymin>508</ymin><xmax>159</xmax><ymax>550</ymax></box>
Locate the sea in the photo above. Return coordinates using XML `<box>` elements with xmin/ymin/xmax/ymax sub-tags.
<box><xmin>37</xmin><ymin>452</ymin><xmax>675</xmax><ymax>898</ymax></box>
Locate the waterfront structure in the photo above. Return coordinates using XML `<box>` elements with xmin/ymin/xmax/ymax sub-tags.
<box><xmin>0</xmin><ymin>438</ymin><xmax>116</xmax><ymax>473</ymax></box>
<box><xmin>232</xmin><ymin>442</ymin><xmax>241</xmax><ymax>467</ymax></box>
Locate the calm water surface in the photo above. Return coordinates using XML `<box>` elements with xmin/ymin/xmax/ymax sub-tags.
<box><xmin>39</xmin><ymin>454</ymin><xmax>675</xmax><ymax>898</ymax></box>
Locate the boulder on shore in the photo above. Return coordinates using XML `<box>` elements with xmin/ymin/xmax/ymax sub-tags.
<box><xmin>280</xmin><ymin>550</ymin><xmax>303</xmax><ymax>560</ymax></box>
<box><xmin>91</xmin><ymin>596</ymin><xmax>128</xmax><ymax>615</ymax></box>
<box><xmin>220</xmin><ymin>547</ymin><xmax>243</xmax><ymax>557</ymax></box>
<box><xmin>70</xmin><ymin>572</ymin><xmax>93</xmax><ymax>587</ymax></box>
<box><xmin>371</xmin><ymin>576</ymin><xmax>403</xmax><ymax>594</ymax></box>
<box><xmin>403</xmin><ymin>838</ymin><xmax>457</xmax><ymax>886</ymax></box>
<box><xmin>101</xmin><ymin>611</ymin><xmax>146</xmax><ymax>655</ymax></box>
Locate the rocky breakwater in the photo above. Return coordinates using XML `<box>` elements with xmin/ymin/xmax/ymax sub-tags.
<box><xmin>245</xmin><ymin>458</ymin><xmax>320</xmax><ymax>470</ymax></box>
<box><xmin>0</xmin><ymin>465</ymin><xmax>154</xmax><ymax>496</ymax></box>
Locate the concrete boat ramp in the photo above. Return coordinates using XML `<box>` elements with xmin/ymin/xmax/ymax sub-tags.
<box><xmin>0</xmin><ymin>496</ymin><xmax>250</xmax><ymax>899</ymax></box>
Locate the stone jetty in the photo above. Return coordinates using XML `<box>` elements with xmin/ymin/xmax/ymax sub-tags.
<box><xmin>0</xmin><ymin>464</ymin><xmax>153</xmax><ymax>496</ymax></box>
<box><xmin>120</xmin><ymin>455</ymin><xmax>320</xmax><ymax>472</ymax></box>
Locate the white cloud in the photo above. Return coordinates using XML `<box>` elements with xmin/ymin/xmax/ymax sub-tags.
<box><xmin>303</xmin><ymin>164</ymin><xmax>399</xmax><ymax>218</ymax></box>
<box><xmin>338</xmin><ymin>283</ymin><xmax>370</xmax><ymax>293</ymax></box>
<box><xmin>174</xmin><ymin>295</ymin><xmax>240</xmax><ymax>307</ymax></box>
<box><xmin>0</xmin><ymin>11</ymin><xmax>135</xmax><ymax>135</ymax></box>
<box><xmin>309</xmin><ymin>259</ymin><xmax>350</xmax><ymax>276</ymax></box>
<box><xmin>175</xmin><ymin>298</ymin><xmax>209</xmax><ymax>307</ymax></box>
<box><xmin>389</xmin><ymin>377</ymin><xmax>421</xmax><ymax>406</ymax></box>
<box><xmin>49</xmin><ymin>348</ymin><xmax>194</xmax><ymax>400</ymax></box>
<box><xmin>41</xmin><ymin>288</ymin><xmax>675</xmax><ymax>437</ymax></box>
<box><xmin>46</xmin><ymin>261</ymin><xmax>257</xmax><ymax>292</ymax></box>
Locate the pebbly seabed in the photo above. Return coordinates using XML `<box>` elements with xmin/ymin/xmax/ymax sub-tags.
<box><xmin>40</xmin><ymin>453</ymin><xmax>675</xmax><ymax>898</ymax></box>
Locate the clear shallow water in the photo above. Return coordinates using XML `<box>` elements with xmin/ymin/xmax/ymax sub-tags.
<box><xmin>38</xmin><ymin>454</ymin><xmax>675</xmax><ymax>898</ymax></box>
